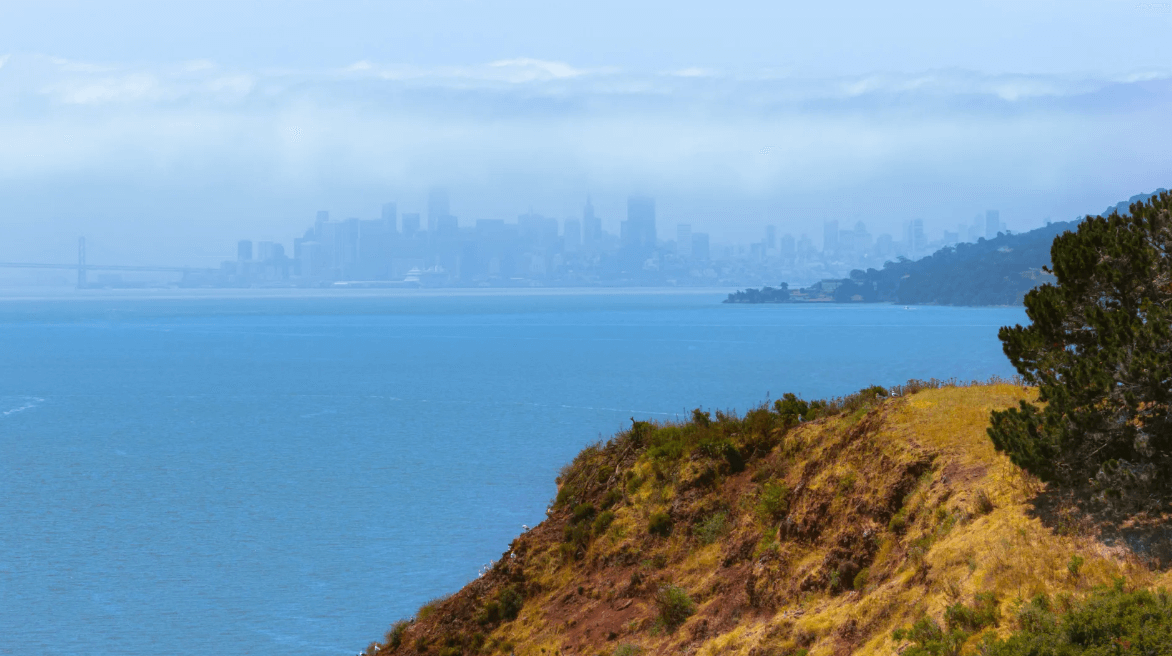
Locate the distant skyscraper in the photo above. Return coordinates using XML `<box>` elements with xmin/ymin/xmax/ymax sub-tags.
<box><xmin>766</xmin><ymin>225</ymin><xmax>776</xmax><ymax>250</ymax></box>
<box><xmin>564</xmin><ymin>218</ymin><xmax>582</xmax><ymax>252</ymax></box>
<box><xmin>381</xmin><ymin>202</ymin><xmax>398</xmax><ymax>231</ymax></box>
<box><xmin>237</xmin><ymin>240</ymin><xmax>253</xmax><ymax>261</ymax></box>
<box><xmin>985</xmin><ymin>210</ymin><xmax>1000</xmax><ymax>239</ymax></box>
<box><xmin>621</xmin><ymin>195</ymin><xmax>657</xmax><ymax>252</ymax></box>
<box><xmin>676</xmin><ymin>224</ymin><xmax>692</xmax><ymax>257</ymax></box>
<box><xmin>912</xmin><ymin>219</ymin><xmax>926</xmax><ymax>255</ymax></box>
<box><xmin>780</xmin><ymin>233</ymin><xmax>795</xmax><ymax>256</ymax></box>
<box><xmin>314</xmin><ymin>210</ymin><xmax>329</xmax><ymax>239</ymax></box>
<box><xmin>691</xmin><ymin>233</ymin><xmax>710</xmax><ymax>261</ymax></box>
<box><xmin>823</xmin><ymin>220</ymin><xmax>839</xmax><ymax>253</ymax></box>
<box><xmin>401</xmin><ymin>213</ymin><xmax>421</xmax><ymax>238</ymax></box>
<box><xmin>582</xmin><ymin>197</ymin><xmax>602</xmax><ymax>248</ymax></box>
<box><xmin>427</xmin><ymin>187</ymin><xmax>450</xmax><ymax>232</ymax></box>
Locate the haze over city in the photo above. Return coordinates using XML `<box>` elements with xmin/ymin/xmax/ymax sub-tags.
<box><xmin>1</xmin><ymin>0</ymin><xmax>1171</xmax><ymax>268</ymax></box>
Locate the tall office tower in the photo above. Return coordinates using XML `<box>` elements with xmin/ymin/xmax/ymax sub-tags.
<box><xmin>401</xmin><ymin>213</ymin><xmax>421</xmax><ymax>238</ymax></box>
<box><xmin>823</xmin><ymin>220</ymin><xmax>839</xmax><ymax>254</ymax></box>
<box><xmin>381</xmin><ymin>202</ymin><xmax>398</xmax><ymax>231</ymax></box>
<box><xmin>582</xmin><ymin>196</ymin><xmax>602</xmax><ymax>248</ymax></box>
<box><xmin>912</xmin><ymin>219</ymin><xmax>926</xmax><ymax>255</ymax></box>
<box><xmin>676</xmin><ymin>224</ymin><xmax>692</xmax><ymax>257</ymax></box>
<box><xmin>691</xmin><ymin>233</ymin><xmax>710</xmax><ymax>261</ymax></box>
<box><xmin>958</xmin><ymin>223</ymin><xmax>968</xmax><ymax>244</ymax></box>
<box><xmin>256</xmin><ymin>241</ymin><xmax>276</xmax><ymax>261</ymax></box>
<box><xmin>985</xmin><ymin>210</ymin><xmax>1000</xmax><ymax>239</ymax></box>
<box><xmin>621</xmin><ymin>195</ymin><xmax>657</xmax><ymax>252</ymax></box>
<box><xmin>314</xmin><ymin>210</ymin><xmax>329</xmax><ymax>239</ymax></box>
<box><xmin>564</xmin><ymin>218</ymin><xmax>582</xmax><ymax>252</ymax></box>
<box><xmin>780</xmin><ymin>233</ymin><xmax>795</xmax><ymax>257</ymax></box>
<box><xmin>427</xmin><ymin>187</ymin><xmax>450</xmax><ymax>232</ymax></box>
<box><xmin>237</xmin><ymin>240</ymin><xmax>253</xmax><ymax>261</ymax></box>
<box><xmin>766</xmin><ymin>225</ymin><xmax>776</xmax><ymax>250</ymax></box>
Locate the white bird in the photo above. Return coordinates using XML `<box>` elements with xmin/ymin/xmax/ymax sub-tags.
<box><xmin>521</xmin><ymin>524</ymin><xmax>530</xmax><ymax>532</ymax></box>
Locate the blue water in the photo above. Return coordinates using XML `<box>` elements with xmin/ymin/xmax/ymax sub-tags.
<box><xmin>0</xmin><ymin>292</ymin><xmax>1025</xmax><ymax>655</ymax></box>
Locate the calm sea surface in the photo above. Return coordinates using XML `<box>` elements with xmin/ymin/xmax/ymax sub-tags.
<box><xmin>0</xmin><ymin>291</ymin><xmax>1026</xmax><ymax>655</ymax></box>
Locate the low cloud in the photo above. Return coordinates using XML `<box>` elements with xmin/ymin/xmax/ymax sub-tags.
<box><xmin>0</xmin><ymin>53</ymin><xmax>1169</xmax><ymax>263</ymax></box>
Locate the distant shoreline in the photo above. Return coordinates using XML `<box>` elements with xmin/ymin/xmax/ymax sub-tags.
<box><xmin>0</xmin><ymin>286</ymin><xmax>744</xmax><ymax>303</ymax></box>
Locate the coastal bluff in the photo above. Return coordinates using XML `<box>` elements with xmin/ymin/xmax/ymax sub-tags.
<box><xmin>362</xmin><ymin>383</ymin><xmax>1172</xmax><ymax>656</ymax></box>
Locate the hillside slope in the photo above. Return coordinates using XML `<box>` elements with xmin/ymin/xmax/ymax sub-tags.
<box><xmin>363</xmin><ymin>384</ymin><xmax>1172</xmax><ymax>656</ymax></box>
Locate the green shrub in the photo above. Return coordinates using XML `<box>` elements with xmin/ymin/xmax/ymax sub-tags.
<box><xmin>498</xmin><ymin>586</ymin><xmax>523</xmax><ymax>621</ymax></box>
<box><xmin>757</xmin><ymin>482</ymin><xmax>790</xmax><ymax>521</ymax></box>
<box><xmin>593</xmin><ymin>510</ymin><xmax>616</xmax><ymax>536</ymax></box>
<box><xmin>613</xmin><ymin>645</ymin><xmax>643</xmax><ymax>656</ymax></box>
<box><xmin>691</xmin><ymin>408</ymin><xmax>711</xmax><ymax>428</ymax></box>
<box><xmin>572</xmin><ymin>503</ymin><xmax>596</xmax><ymax>523</ymax></box>
<box><xmin>944</xmin><ymin>592</ymin><xmax>998</xmax><ymax>632</ymax></box>
<box><xmin>694</xmin><ymin>511</ymin><xmax>727</xmax><ymax>545</ymax></box>
<box><xmin>654</xmin><ymin>584</ymin><xmax>695</xmax><ymax>631</ymax></box>
<box><xmin>984</xmin><ymin>585</ymin><xmax>1172</xmax><ymax>655</ymax></box>
<box><xmin>385</xmin><ymin>620</ymin><xmax>410</xmax><ymax>650</ymax></box>
<box><xmin>1067</xmin><ymin>555</ymin><xmax>1084</xmax><ymax>579</ymax></box>
<box><xmin>894</xmin><ymin>592</ymin><xmax>999</xmax><ymax>655</ymax></box>
<box><xmin>475</xmin><ymin>586</ymin><xmax>524</xmax><ymax>626</ymax></box>
<box><xmin>601</xmin><ymin>488</ymin><xmax>623</xmax><ymax>509</ymax></box>
<box><xmin>888</xmin><ymin>509</ymin><xmax>909</xmax><ymax>533</ymax></box>
<box><xmin>853</xmin><ymin>568</ymin><xmax>869</xmax><ymax>591</ymax></box>
<box><xmin>648</xmin><ymin>512</ymin><xmax>673</xmax><ymax>537</ymax></box>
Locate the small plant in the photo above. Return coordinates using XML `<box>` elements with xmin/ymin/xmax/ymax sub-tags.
<box><xmin>694</xmin><ymin>511</ymin><xmax>728</xmax><ymax>545</ymax></box>
<box><xmin>853</xmin><ymin>567</ymin><xmax>869</xmax><ymax>591</ymax></box>
<box><xmin>757</xmin><ymin>481</ymin><xmax>791</xmax><ymax>521</ymax></box>
<box><xmin>613</xmin><ymin>644</ymin><xmax>643</xmax><ymax>656</ymax></box>
<box><xmin>888</xmin><ymin>509</ymin><xmax>909</xmax><ymax>533</ymax></box>
<box><xmin>973</xmin><ymin>489</ymin><xmax>995</xmax><ymax>515</ymax></box>
<box><xmin>593</xmin><ymin>510</ymin><xmax>616</xmax><ymax>536</ymax></box>
<box><xmin>572</xmin><ymin>502</ymin><xmax>596</xmax><ymax>523</ymax></box>
<box><xmin>385</xmin><ymin>620</ymin><xmax>410</xmax><ymax>650</ymax></box>
<box><xmin>654</xmin><ymin>584</ymin><xmax>696</xmax><ymax>631</ymax></box>
<box><xmin>1067</xmin><ymin>554</ymin><xmax>1084</xmax><ymax>579</ymax></box>
<box><xmin>648</xmin><ymin>512</ymin><xmax>673</xmax><ymax>537</ymax></box>
<box><xmin>601</xmin><ymin>488</ymin><xmax>623</xmax><ymax>509</ymax></box>
<box><xmin>691</xmin><ymin>408</ymin><xmax>711</xmax><ymax>428</ymax></box>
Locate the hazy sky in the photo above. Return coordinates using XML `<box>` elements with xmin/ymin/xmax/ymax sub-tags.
<box><xmin>2</xmin><ymin>0</ymin><xmax>1171</xmax><ymax>265</ymax></box>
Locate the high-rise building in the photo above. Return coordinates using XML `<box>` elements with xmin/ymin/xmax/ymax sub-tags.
<box><xmin>582</xmin><ymin>197</ymin><xmax>602</xmax><ymax>248</ymax></box>
<box><xmin>985</xmin><ymin>210</ymin><xmax>1000</xmax><ymax>240</ymax></box>
<box><xmin>237</xmin><ymin>240</ymin><xmax>253</xmax><ymax>261</ymax></box>
<box><xmin>912</xmin><ymin>219</ymin><xmax>926</xmax><ymax>255</ymax></box>
<box><xmin>823</xmin><ymin>220</ymin><xmax>839</xmax><ymax>253</ymax></box>
<box><xmin>766</xmin><ymin>225</ymin><xmax>776</xmax><ymax>250</ymax></box>
<box><xmin>381</xmin><ymin>202</ymin><xmax>398</xmax><ymax>231</ymax></box>
<box><xmin>691</xmin><ymin>233</ymin><xmax>710</xmax><ymax>261</ymax></box>
<box><xmin>780</xmin><ymin>233</ymin><xmax>795</xmax><ymax>257</ymax></box>
<box><xmin>564</xmin><ymin>218</ymin><xmax>582</xmax><ymax>252</ymax></box>
<box><xmin>676</xmin><ymin>224</ymin><xmax>692</xmax><ymax>257</ymax></box>
<box><xmin>621</xmin><ymin>195</ymin><xmax>657</xmax><ymax>252</ymax></box>
<box><xmin>427</xmin><ymin>187</ymin><xmax>450</xmax><ymax>232</ymax></box>
<box><xmin>256</xmin><ymin>241</ymin><xmax>282</xmax><ymax>261</ymax></box>
<box><xmin>401</xmin><ymin>213</ymin><xmax>421</xmax><ymax>238</ymax></box>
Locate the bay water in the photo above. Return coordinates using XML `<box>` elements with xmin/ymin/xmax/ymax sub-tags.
<box><xmin>0</xmin><ymin>291</ymin><xmax>1025</xmax><ymax>655</ymax></box>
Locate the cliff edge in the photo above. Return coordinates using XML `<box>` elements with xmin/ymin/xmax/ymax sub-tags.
<box><xmin>363</xmin><ymin>383</ymin><xmax>1172</xmax><ymax>656</ymax></box>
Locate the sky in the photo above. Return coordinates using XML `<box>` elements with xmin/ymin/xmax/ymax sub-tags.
<box><xmin>1</xmin><ymin>0</ymin><xmax>1171</xmax><ymax>266</ymax></box>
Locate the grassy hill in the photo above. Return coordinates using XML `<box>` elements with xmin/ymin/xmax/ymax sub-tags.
<box><xmin>362</xmin><ymin>383</ymin><xmax>1172</xmax><ymax>656</ymax></box>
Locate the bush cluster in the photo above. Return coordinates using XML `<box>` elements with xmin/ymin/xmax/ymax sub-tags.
<box><xmin>654</xmin><ymin>584</ymin><xmax>696</xmax><ymax>631</ymax></box>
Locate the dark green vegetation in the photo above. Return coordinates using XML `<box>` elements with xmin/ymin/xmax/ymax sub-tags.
<box><xmin>724</xmin><ymin>283</ymin><xmax>792</xmax><ymax>304</ymax></box>
<box><xmin>990</xmin><ymin>190</ymin><xmax>1172</xmax><ymax>510</ymax></box>
<box><xmin>894</xmin><ymin>583</ymin><xmax>1172</xmax><ymax>656</ymax></box>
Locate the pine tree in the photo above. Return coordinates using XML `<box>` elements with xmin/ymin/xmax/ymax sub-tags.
<box><xmin>990</xmin><ymin>190</ymin><xmax>1172</xmax><ymax>509</ymax></box>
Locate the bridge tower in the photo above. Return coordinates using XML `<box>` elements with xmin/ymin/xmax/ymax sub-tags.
<box><xmin>77</xmin><ymin>237</ymin><xmax>87</xmax><ymax>289</ymax></box>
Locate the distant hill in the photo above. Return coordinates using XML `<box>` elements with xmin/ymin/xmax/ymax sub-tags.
<box><xmin>727</xmin><ymin>188</ymin><xmax>1168</xmax><ymax>306</ymax></box>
